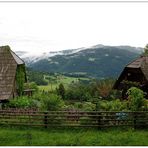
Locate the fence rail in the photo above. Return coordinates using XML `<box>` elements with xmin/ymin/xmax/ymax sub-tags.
<box><xmin>0</xmin><ymin>109</ymin><xmax>147</xmax><ymax>129</ymax></box>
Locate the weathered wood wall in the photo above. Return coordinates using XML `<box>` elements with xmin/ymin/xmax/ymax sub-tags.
<box><xmin>0</xmin><ymin>47</ymin><xmax>17</xmax><ymax>100</ymax></box>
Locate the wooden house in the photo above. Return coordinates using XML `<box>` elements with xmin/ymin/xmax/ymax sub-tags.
<box><xmin>0</xmin><ymin>45</ymin><xmax>27</xmax><ymax>102</ymax></box>
<box><xmin>113</xmin><ymin>55</ymin><xmax>148</xmax><ymax>98</ymax></box>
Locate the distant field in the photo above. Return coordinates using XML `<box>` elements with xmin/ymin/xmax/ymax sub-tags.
<box><xmin>0</xmin><ymin>126</ymin><xmax>147</xmax><ymax>146</ymax></box>
<box><xmin>38</xmin><ymin>75</ymin><xmax>90</xmax><ymax>91</ymax></box>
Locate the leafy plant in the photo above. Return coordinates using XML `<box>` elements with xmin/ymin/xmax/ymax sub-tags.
<box><xmin>41</xmin><ymin>94</ymin><xmax>65</xmax><ymax>111</ymax></box>
<box><xmin>24</xmin><ymin>82</ymin><xmax>39</xmax><ymax>92</ymax></box>
<box><xmin>99</xmin><ymin>99</ymin><xmax>128</xmax><ymax>111</ymax></box>
<box><xmin>56</xmin><ymin>83</ymin><xmax>65</xmax><ymax>99</ymax></box>
<box><xmin>142</xmin><ymin>44</ymin><xmax>148</xmax><ymax>56</ymax></box>
<box><xmin>90</xmin><ymin>79</ymin><xmax>115</xmax><ymax>99</ymax></box>
<box><xmin>73</xmin><ymin>102</ymin><xmax>83</xmax><ymax>109</ymax></box>
<box><xmin>82</xmin><ymin>102</ymin><xmax>96</xmax><ymax>111</ymax></box>
<box><xmin>16</xmin><ymin>65</ymin><xmax>26</xmax><ymax>96</ymax></box>
<box><xmin>127</xmin><ymin>87</ymin><xmax>146</xmax><ymax>111</ymax></box>
<box><xmin>65</xmin><ymin>83</ymin><xmax>92</xmax><ymax>101</ymax></box>
<box><xmin>7</xmin><ymin>96</ymin><xmax>34</xmax><ymax>109</ymax></box>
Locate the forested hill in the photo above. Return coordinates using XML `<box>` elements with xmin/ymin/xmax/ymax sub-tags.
<box><xmin>21</xmin><ymin>45</ymin><xmax>142</xmax><ymax>78</ymax></box>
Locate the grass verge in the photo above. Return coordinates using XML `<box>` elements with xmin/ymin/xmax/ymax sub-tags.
<box><xmin>0</xmin><ymin>126</ymin><xmax>147</xmax><ymax>146</ymax></box>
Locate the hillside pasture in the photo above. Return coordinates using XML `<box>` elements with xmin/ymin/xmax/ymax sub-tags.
<box><xmin>38</xmin><ymin>75</ymin><xmax>90</xmax><ymax>91</ymax></box>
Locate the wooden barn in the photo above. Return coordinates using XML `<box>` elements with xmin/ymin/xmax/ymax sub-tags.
<box><xmin>0</xmin><ymin>45</ymin><xmax>27</xmax><ymax>102</ymax></box>
<box><xmin>113</xmin><ymin>55</ymin><xmax>148</xmax><ymax>98</ymax></box>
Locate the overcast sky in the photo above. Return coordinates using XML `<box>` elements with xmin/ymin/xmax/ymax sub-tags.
<box><xmin>0</xmin><ymin>2</ymin><xmax>148</xmax><ymax>54</ymax></box>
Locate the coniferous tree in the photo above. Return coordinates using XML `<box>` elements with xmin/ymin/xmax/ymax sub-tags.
<box><xmin>57</xmin><ymin>83</ymin><xmax>65</xmax><ymax>99</ymax></box>
<box><xmin>143</xmin><ymin>44</ymin><xmax>148</xmax><ymax>55</ymax></box>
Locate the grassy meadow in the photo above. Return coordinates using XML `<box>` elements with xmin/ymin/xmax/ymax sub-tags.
<box><xmin>38</xmin><ymin>75</ymin><xmax>90</xmax><ymax>91</ymax></box>
<box><xmin>0</xmin><ymin>126</ymin><xmax>147</xmax><ymax>146</ymax></box>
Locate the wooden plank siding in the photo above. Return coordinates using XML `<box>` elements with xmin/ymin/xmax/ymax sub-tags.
<box><xmin>0</xmin><ymin>46</ymin><xmax>26</xmax><ymax>101</ymax></box>
<box><xmin>0</xmin><ymin>47</ymin><xmax>17</xmax><ymax>100</ymax></box>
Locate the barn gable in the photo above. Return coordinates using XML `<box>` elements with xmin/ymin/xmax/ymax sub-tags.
<box><xmin>0</xmin><ymin>45</ymin><xmax>26</xmax><ymax>101</ymax></box>
<box><xmin>113</xmin><ymin>55</ymin><xmax>148</xmax><ymax>90</ymax></box>
<box><xmin>10</xmin><ymin>50</ymin><xmax>24</xmax><ymax>65</ymax></box>
<box><xmin>141</xmin><ymin>56</ymin><xmax>148</xmax><ymax>80</ymax></box>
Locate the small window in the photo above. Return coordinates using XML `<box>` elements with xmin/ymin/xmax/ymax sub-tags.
<box><xmin>128</xmin><ymin>73</ymin><xmax>131</xmax><ymax>76</ymax></box>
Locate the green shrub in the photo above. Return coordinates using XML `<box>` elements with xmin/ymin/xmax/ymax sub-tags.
<box><xmin>127</xmin><ymin>87</ymin><xmax>146</xmax><ymax>111</ymax></box>
<box><xmin>99</xmin><ymin>99</ymin><xmax>128</xmax><ymax>111</ymax></box>
<box><xmin>56</xmin><ymin>83</ymin><xmax>65</xmax><ymax>99</ymax></box>
<box><xmin>82</xmin><ymin>102</ymin><xmax>96</xmax><ymax>111</ymax></box>
<box><xmin>65</xmin><ymin>83</ymin><xmax>92</xmax><ymax>101</ymax></box>
<box><xmin>90</xmin><ymin>79</ymin><xmax>115</xmax><ymax>99</ymax></box>
<box><xmin>109</xmin><ymin>89</ymin><xmax>122</xmax><ymax>100</ymax></box>
<box><xmin>72</xmin><ymin>102</ymin><xmax>96</xmax><ymax>111</ymax></box>
<box><xmin>32</xmin><ymin>91</ymin><xmax>45</xmax><ymax>101</ymax></box>
<box><xmin>24</xmin><ymin>82</ymin><xmax>38</xmax><ymax>92</ymax></box>
<box><xmin>16</xmin><ymin>65</ymin><xmax>26</xmax><ymax>96</ymax></box>
<box><xmin>142</xmin><ymin>100</ymin><xmax>148</xmax><ymax>110</ymax></box>
<box><xmin>74</xmin><ymin>102</ymin><xmax>83</xmax><ymax>109</ymax></box>
<box><xmin>110</xmin><ymin>99</ymin><xmax>128</xmax><ymax>111</ymax></box>
<box><xmin>7</xmin><ymin>96</ymin><xmax>34</xmax><ymax>109</ymax></box>
<box><xmin>62</xmin><ymin>104</ymin><xmax>76</xmax><ymax>110</ymax></box>
<box><xmin>99</xmin><ymin>100</ymin><xmax>111</xmax><ymax>111</ymax></box>
<box><xmin>41</xmin><ymin>94</ymin><xmax>65</xmax><ymax>111</ymax></box>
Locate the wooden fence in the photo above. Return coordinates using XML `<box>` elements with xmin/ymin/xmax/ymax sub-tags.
<box><xmin>0</xmin><ymin>109</ymin><xmax>147</xmax><ymax>129</ymax></box>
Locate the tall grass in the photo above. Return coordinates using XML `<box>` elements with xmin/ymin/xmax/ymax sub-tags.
<box><xmin>0</xmin><ymin>126</ymin><xmax>147</xmax><ymax>146</ymax></box>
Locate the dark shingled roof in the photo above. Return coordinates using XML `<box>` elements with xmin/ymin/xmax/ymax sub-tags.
<box><xmin>126</xmin><ymin>57</ymin><xmax>143</xmax><ymax>68</ymax></box>
<box><xmin>10</xmin><ymin>50</ymin><xmax>24</xmax><ymax>65</ymax></box>
<box><xmin>0</xmin><ymin>45</ymin><xmax>25</xmax><ymax>100</ymax></box>
<box><xmin>113</xmin><ymin>55</ymin><xmax>148</xmax><ymax>89</ymax></box>
<box><xmin>126</xmin><ymin>55</ymin><xmax>148</xmax><ymax>68</ymax></box>
<box><xmin>126</xmin><ymin>56</ymin><xmax>148</xmax><ymax>80</ymax></box>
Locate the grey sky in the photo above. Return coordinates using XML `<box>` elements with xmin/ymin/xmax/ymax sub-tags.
<box><xmin>0</xmin><ymin>2</ymin><xmax>148</xmax><ymax>54</ymax></box>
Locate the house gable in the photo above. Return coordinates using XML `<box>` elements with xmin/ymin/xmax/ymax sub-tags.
<box><xmin>0</xmin><ymin>46</ymin><xmax>17</xmax><ymax>100</ymax></box>
<box><xmin>0</xmin><ymin>45</ymin><xmax>27</xmax><ymax>101</ymax></box>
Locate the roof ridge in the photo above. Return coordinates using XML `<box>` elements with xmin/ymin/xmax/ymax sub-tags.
<box><xmin>0</xmin><ymin>45</ymin><xmax>24</xmax><ymax>65</ymax></box>
<box><xmin>126</xmin><ymin>56</ymin><xmax>144</xmax><ymax>68</ymax></box>
<box><xmin>10</xmin><ymin>50</ymin><xmax>25</xmax><ymax>65</ymax></box>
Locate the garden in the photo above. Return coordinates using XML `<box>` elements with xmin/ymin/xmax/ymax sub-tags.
<box><xmin>3</xmin><ymin>78</ymin><xmax>148</xmax><ymax>112</ymax></box>
<box><xmin>0</xmin><ymin>75</ymin><xmax>148</xmax><ymax>146</ymax></box>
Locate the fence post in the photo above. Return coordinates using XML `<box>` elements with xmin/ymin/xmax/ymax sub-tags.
<box><xmin>133</xmin><ymin>112</ymin><xmax>137</xmax><ymax>129</ymax></box>
<box><xmin>95</xmin><ymin>102</ymin><xmax>101</xmax><ymax>129</ymax></box>
<box><xmin>44</xmin><ymin>111</ymin><xmax>48</xmax><ymax>128</ymax></box>
<box><xmin>97</xmin><ymin>112</ymin><xmax>101</xmax><ymax>129</ymax></box>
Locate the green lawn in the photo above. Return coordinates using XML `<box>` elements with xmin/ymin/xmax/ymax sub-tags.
<box><xmin>39</xmin><ymin>75</ymin><xmax>90</xmax><ymax>91</ymax></box>
<box><xmin>39</xmin><ymin>83</ymin><xmax>58</xmax><ymax>91</ymax></box>
<box><xmin>0</xmin><ymin>126</ymin><xmax>147</xmax><ymax>146</ymax></box>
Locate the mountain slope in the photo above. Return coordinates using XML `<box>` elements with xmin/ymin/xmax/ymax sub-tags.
<box><xmin>24</xmin><ymin>45</ymin><xmax>142</xmax><ymax>78</ymax></box>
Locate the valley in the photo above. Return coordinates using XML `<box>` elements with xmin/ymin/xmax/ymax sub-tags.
<box><xmin>18</xmin><ymin>44</ymin><xmax>142</xmax><ymax>78</ymax></box>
